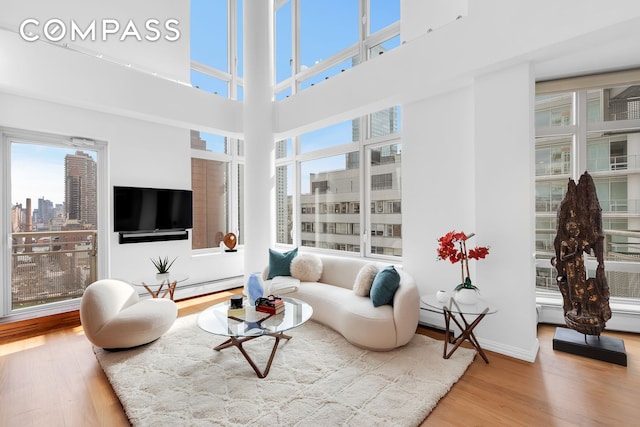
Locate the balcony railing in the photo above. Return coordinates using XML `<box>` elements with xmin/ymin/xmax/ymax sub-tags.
<box><xmin>537</xmin><ymin>154</ymin><xmax>640</xmax><ymax>177</ymax></box>
<box><xmin>11</xmin><ymin>230</ymin><xmax>97</xmax><ymax>310</ymax></box>
<box><xmin>536</xmin><ymin>229</ymin><xmax>640</xmax><ymax>299</ymax></box>
<box><xmin>588</xmin><ymin>154</ymin><xmax>640</xmax><ymax>172</ymax></box>
<box><xmin>536</xmin><ymin>198</ymin><xmax>640</xmax><ymax>214</ymax></box>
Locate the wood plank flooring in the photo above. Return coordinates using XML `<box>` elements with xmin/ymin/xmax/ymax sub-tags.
<box><xmin>1</xmin><ymin>290</ymin><xmax>637</xmax><ymax>426</ymax></box>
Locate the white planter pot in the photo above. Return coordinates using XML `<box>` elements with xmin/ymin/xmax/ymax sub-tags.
<box><xmin>436</xmin><ymin>290</ymin><xmax>449</xmax><ymax>302</ymax></box>
<box><xmin>156</xmin><ymin>272</ymin><xmax>170</xmax><ymax>282</ymax></box>
<box><xmin>454</xmin><ymin>288</ymin><xmax>478</xmax><ymax>305</ymax></box>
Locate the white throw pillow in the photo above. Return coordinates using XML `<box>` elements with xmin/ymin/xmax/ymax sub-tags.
<box><xmin>266</xmin><ymin>276</ymin><xmax>301</xmax><ymax>295</ymax></box>
<box><xmin>290</xmin><ymin>253</ymin><xmax>323</xmax><ymax>282</ymax></box>
<box><xmin>353</xmin><ymin>264</ymin><xmax>378</xmax><ymax>297</ymax></box>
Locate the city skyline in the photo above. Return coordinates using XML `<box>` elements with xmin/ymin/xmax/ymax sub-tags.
<box><xmin>11</xmin><ymin>144</ymin><xmax>97</xmax><ymax>210</ymax></box>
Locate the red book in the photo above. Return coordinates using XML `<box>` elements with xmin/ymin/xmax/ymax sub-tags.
<box><xmin>255</xmin><ymin>296</ymin><xmax>284</xmax><ymax>314</ymax></box>
<box><xmin>255</xmin><ymin>304</ymin><xmax>285</xmax><ymax>315</ymax></box>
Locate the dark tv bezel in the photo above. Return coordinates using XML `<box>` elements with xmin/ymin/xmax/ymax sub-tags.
<box><xmin>113</xmin><ymin>186</ymin><xmax>193</xmax><ymax>240</ymax></box>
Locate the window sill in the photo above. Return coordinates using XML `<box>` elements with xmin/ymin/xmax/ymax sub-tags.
<box><xmin>536</xmin><ymin>292</ymin><xmax>640</xmax><ymax>333</ymax></box>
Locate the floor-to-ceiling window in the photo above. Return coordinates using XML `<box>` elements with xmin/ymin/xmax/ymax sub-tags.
<box><xmin>273</xmin><ymin>0</ymin><xmax>401</xmax><ymax>258</ymax></box>
<box><xmin>2</xmin><ymin>130</ymin><xmax>104</xmax><ymax>316</ymax></box>
<box><xmin>535</xmin><ymin>71</ymin><xmax>640</xmax><ymax>306</ymax></box>
<box><xmin>190</xmin><ymin>1</ymin><xmax>244</xmax><ymax>251</ymax></box>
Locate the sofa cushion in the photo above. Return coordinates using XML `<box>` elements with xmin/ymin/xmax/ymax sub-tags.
<box><xmin>353</xmin><ymin>264</ymin><xmax>378</xmax><ymax>297</ymax></box>
<box><xmin>290</xmin><ymin>253</ymin><xmax>323</xmax><ymax>282</ymax></box>
<box><xmin>370</xmin><ymin>265</ymin><xmax>401</xmax><ymax>307</ymax></box>
<box><xmin>265</xmin><ymin>276</ymin><xmax>300</xmax><ymax>295</ymax></box>
<box><xmin>267</xmin><ymin>247</ymin><xmax>298</xmax><ymax>279</ymax></box>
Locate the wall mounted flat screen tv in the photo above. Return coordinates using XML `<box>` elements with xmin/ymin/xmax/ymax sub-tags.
<box><xmin>114</xmin><ymin>186</ymin><xmax>193</xmax><ymax>233</ymax></box>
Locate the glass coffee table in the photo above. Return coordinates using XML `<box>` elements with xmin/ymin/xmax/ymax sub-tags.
<box><xmin>197</xmin><ymin>296</ymin><xmax>313</xmax><ymax>378</ymax></box>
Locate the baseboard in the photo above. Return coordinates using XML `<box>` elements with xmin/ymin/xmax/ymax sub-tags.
<box><xmin>0</xmin><ymin>310</ymin><xmax>80</xmax><ymax>343</ymax></box>
<box><xmin>480</xmin><ymin>337</ymin><xmax>540</xmax><ymax>363</ymax></box>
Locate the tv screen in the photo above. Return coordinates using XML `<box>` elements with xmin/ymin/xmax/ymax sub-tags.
<box><xmin>114</xmin><ymin>186</ymin><xmax>193</xmax><ymax>233</ymax></box>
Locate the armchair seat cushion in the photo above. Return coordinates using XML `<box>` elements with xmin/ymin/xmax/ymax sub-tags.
<box><xmin>80</xmin><ymin>279</ymin><xmax>177</xmax><ymax>350</ymax></box>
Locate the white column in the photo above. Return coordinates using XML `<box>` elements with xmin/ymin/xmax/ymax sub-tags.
<box><xmin>243</xmin><ymin>1</ymin><xmax>274</xmax><ymax>273</ymax></box>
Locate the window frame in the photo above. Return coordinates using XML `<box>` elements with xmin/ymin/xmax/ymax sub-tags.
<box><xmin>274</xmin><ymin>0</ymin><xmax>400</xmax><ymax>98</ymax></box>
<box><xmin>276</xmin><ymin>110</ymin><xmax>401</xmax><ymax>261</ymax></box>
<box><xmin>535</xmin><ymin>70</ymin><xmax>640</xmax><ymax>306</ymax></box>
<box><xmin>190</xmin><ymin>0</ymin><xmax>244</xmax><ymax>99</ymax></box>
<box><xmin>1</xmin><ymin>128</ymin><xmax>108</xmax><ymax>318</ymax></box>
<box><xmin>190</xmin><ymin>133</ymin><xmax>243</xmax><ymax>253</ymax></box>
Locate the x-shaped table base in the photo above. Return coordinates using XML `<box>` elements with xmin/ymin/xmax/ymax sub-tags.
<box><xmin>213</xmin><ymin>332</ymin><xmax>292</xmax><ymax>378</ymax></box>
<box><xmin>443</xmin><ymin>305</ymin><xmax>491</xmax><ymax>363</ymax></box>
<box><xmin>142</xmin><ymin>281</ymin><xmax>177</xmax><ymax>300</ymax></box>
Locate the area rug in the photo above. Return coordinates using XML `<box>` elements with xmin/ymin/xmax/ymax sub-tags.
<box><xmin>94</xmin><ymin>315</ymin><xmax>475</xmax><ymax>426</ymax></box>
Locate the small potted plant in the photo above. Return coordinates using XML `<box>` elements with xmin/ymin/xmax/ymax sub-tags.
<box><xmin>151</xmin><ymin>256</ymin><xmax>177</xmax><ymax>280</ymax></box>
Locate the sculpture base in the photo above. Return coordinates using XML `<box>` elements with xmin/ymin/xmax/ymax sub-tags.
<box><xmin>553</xmin><ymin>327</ymin><xmax>627</xmax><ymax>366</ymax></box>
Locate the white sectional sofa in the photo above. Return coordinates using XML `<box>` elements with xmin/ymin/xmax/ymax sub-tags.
<box><xmin>263</xmin><ymin>253</ymin><xmax>420</xmax><ymax>351</ymax></box>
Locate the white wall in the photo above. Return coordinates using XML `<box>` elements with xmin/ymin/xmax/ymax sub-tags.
<box><xmin>473</xmin><ymin>63</ymin><xmax>539</xmax><ymax>361</ymax></box>
<box><xmin>402</xmin><ymin>86</ymin><xmax>475</xmax><ymax>298</ymax></box>
<box><xmin>401</xmin><ymin>0</ymin><xmax>468</xmax><ymax>43</ymax></box>
<box><xmin>0</xmin><ymin>0</ymin><xmax>189</xmax><ymax>82</ymax></box>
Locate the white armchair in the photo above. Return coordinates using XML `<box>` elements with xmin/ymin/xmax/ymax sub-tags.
<box><xmin>80</xmin><ymin>279</ymin><xmax>177</xmax><ymax>350</ymax></box>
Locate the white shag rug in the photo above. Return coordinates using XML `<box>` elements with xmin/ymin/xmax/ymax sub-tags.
<box><xmin>95</xmin><ymin>315</ymin><xmax>475</xmax><ymax>427</ymax></box>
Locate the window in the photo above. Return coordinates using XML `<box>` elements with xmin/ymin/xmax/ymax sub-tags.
<box><xmin>278</xmin><ymin>106</ymin><xmax>401</xmax><ymax>258</ymax></box>
<box><xmin>369</xmin><ymin>0</ymin><xmax>400</xmax><ymax>33</ymax></box>
<box><xmin>535</xmin><ymin>72</ymin><xmax>640</xmax><ymax>300</ymax></box>
<box><xmin>274</xmin><ymin>0</ymin><xmax>401</xmax><ymax>94</ymax></box>
<box><xmin>191</xmin><ymin>157</ymin><xmax>228</xmax><ymax>250</ymax></box>
<box><xmin>4</xmin><ymin>131</ymin><xmax>103</xmax><ymax>315</ymax></box>
<box><xmin>190</xmin><ymin>0</ymin><xmax>243</xmax><ymax>98</ymax></box>
<box><xmin>191</xmin><ymin>130</ymin><xmax>243</xmax><ymax>250</ymax></box>
<box><xmin>300</xmin><ymin>119</ymin><xmax>355</xmax><ymax>153</ymax></box>
<box><xmin>299</xmin><ymin>0</ymin><xmax>358</xmax><ymax>71</ymax></box>
<box><xmin>276</xmin><ymin>164</ymin><xmax>293</xmax><ymax>244</ymax></box>
<box><xmin>371</xmin><ymin>173</ymin><xmax>392</xmax><ymax>190</ymax></box>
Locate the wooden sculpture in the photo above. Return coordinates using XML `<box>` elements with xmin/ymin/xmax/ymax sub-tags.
<box><xmin>552</xmin><ymin>172</ymin><xmax>612</xmax><ymax>335</ymax></box>
<box><xmin>223</xmin><ymin>232</ymin><xmax>237</xmax><ymax>251</ymax></box>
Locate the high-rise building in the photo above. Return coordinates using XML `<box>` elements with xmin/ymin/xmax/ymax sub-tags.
<box><xmin>64</xmin><ymin>151</ymin><xmax>97</xmax><ymax>228</ymax></box>
<box><xmin>299</xmin><ymin>108</ymin><xmax>401</xmax><ymax>256</ymax></box>
<box><xmin>535</xmin><ymin>84</ymin><xmax>640</xmax><ymax>299</ymax></box>
<box><xmin>191</xmin><ymin>130</ymin><xmax>228</xmax><ymax>249</ymax></box>
<box><xmin>275</xmin><ymin>141</ymin><xmax>291</xmax><ymax>244</ymax></box>
<box><xmin>37</xmin><ymin>197</ymin><xmax>54</xmax><ymax>227</ymax></box>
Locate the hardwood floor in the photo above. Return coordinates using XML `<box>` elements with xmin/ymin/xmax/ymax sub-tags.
<box><xmin>1</xmin><ymin>290</ymin><xmax>637</xmax><ymax>426</ymax></box>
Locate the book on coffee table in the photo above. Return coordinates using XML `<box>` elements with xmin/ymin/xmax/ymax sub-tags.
<box><xmin>255</xmin><ymin>296</ymin><xmax>284</xmax><ymax>314</ymax></box>
<box><xmin>227</xmin><ymin>307</ymin><xmax>246</xmax><ymax>317</ymax></box>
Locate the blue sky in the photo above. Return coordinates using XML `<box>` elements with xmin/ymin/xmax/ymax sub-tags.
<box><xmin>12</xmin><ymin>143</ymin><xmax>97</xmax><ymax>206</ymax></box>
<box><xmin>12</xmin><ymin>1</ymin><xmax>400</xmax><ymax>206</ymax></box>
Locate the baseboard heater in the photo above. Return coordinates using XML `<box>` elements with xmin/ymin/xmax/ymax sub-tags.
<box><xmin>119</xmin><ymin>229</ymin><xmax>189</xmax><ymax>244</ymax></box>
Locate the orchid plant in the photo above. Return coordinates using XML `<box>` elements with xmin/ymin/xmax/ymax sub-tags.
<box><xmin>436</xmin><ymin>231</ymin><xmax>490</xmax><ymax>292</ymax></box>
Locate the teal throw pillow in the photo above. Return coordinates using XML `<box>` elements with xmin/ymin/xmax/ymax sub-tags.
<box><xmin>267</xmin><ymin>248</ymin><xmax>298</xmax><ymax>279</ymax></box>
<box><xmin>370</xmin><ymin>265</ymin><xmax>400</xmax><ymax>307</ymax></box>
